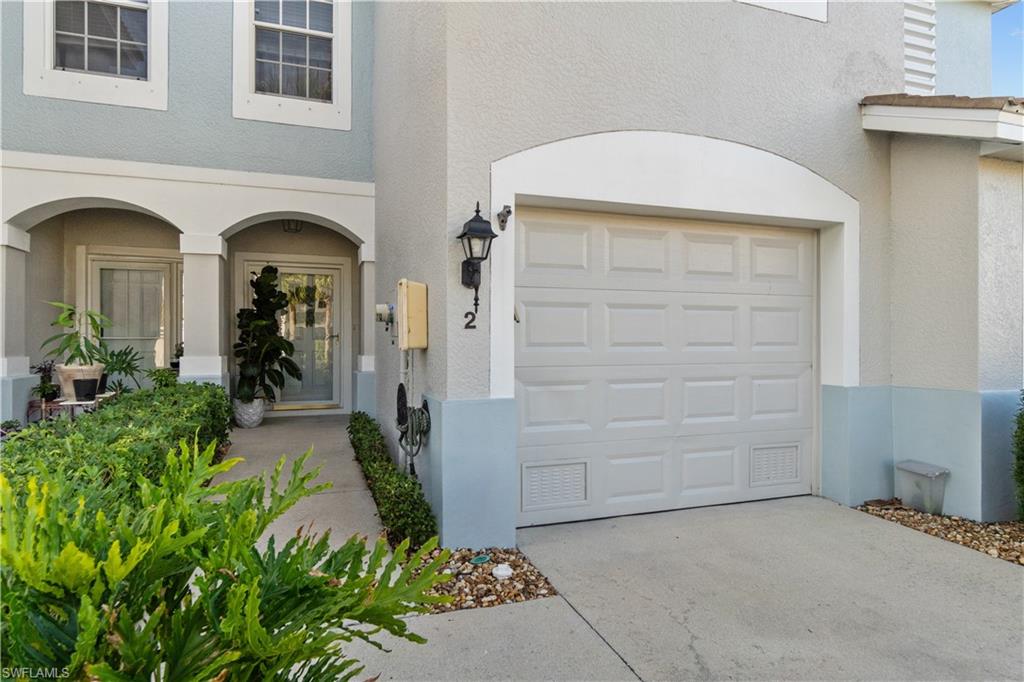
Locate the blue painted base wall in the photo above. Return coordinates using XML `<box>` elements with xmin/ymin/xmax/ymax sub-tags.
<box><xmin>822</xmin><ymin>385</ymin><xmax>1020</xmax><ymax>521</ymax></box>
<box><xmin>419</xmin><ymin>395</ymin><xmax>517</xmax><ymax>549</ymax></box>
<box><xmin>0</xmin><ymin>374</ymin><xmax>37</xmax><ymax>424</ymax></box>
<box><xmin>353</xmin><ymin>371</ymin><xmax>376</xmax><ymax>416</ymax></box>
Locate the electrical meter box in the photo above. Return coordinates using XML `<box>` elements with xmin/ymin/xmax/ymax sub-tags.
<box><xmin>397</xmin><ymin>279</ymin><xmax>428</xmax><ymax>350</ymax></box>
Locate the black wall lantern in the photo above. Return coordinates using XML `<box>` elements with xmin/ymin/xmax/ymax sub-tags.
<box><xmin>458</xmin><ymin>202</ymin><xmax>499</xmax><ymax>314</ymax></box>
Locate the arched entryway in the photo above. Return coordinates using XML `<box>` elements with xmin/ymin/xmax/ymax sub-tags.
<box><xmin>225</xmin><ymin>218</ymin><xmax>364</xmax><ymax>414</ymax></box>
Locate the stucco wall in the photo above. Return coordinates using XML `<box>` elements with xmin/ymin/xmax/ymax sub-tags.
<box><xmin>978</xmin><ymin>158</ymin><xmax>1024</xmax><ymax>391</ymax></box>
<box><xmin>934</xmin><ymin>0</ymin><xmax>992</xmax><ymax>96</ymax></box>
<box><xmin>372</xmin><ymin>2</ymin><xmax>449</xmax><ymax>445</ymax></box>
<box><xmin>25</xmin><ymin>209</ymin><xmax>180</xmax><ymax>364</ymax></box>
<box><xmin>890</xmin><ymin>136</ymin><xmax>982</xmax><ymax>391</ymax></box>
<box><xmin>438</xmin><ymin>0</ymin><xmax>903</xmax><ymax>398</ymax></box>
<box><xmin>0</xmin><ymin>1</ymin><xmax>374</xmax><ymax>181</ymax></box>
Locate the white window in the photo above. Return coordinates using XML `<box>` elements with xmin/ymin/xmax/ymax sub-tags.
<box><xmin>736</xmin><ymin>1</ymin><xmax>827</xmax><ymax>22</ymax></box>
<box><xmin>23</xmin><ymin>0</ymin><xmax>168</xmax><ymax>109</ymax></box>
<box><xmin>233</xmin><ymin>0</ymin><xmax>352</xmax><ymax>130</ymax></box>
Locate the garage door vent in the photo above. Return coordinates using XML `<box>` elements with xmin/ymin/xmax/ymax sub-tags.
<box><xmin>750</xmin><ymin>445</ymin><xmax>800</xmax><ymax>486</ymax></box>
<box><xmin>522</xmin><ymin>462</ymin><xmax>587</xmax><ymax>511</ymax></box>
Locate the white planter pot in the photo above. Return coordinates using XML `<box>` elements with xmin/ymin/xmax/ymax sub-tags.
<box><xmin>55</xmin><ymin>363</ymin><xmax>105</xmax><ymax>400</ymax></box>
<box><xmin>233</xmin><ymin>398</ymin><xmax>266</xmax><ymax>429</ymax></box>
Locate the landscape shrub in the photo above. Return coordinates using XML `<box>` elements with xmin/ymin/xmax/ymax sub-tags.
<box><xmin>1013</xmin><ymin>391</ymin><xmax>1024</xmax><ymax>519</ymax></box>
<box><xmin>0</xmin><ymin>382</ymin><xmax>231</xmax><ymax>503</ymax></box>
<box><xmin>0</xmin><ymin>439</ymin><xmax>450</xmax><ymax>678</ymax></box>
<box><xmin>347</xmin><ymin>412</ymin><xmax>438</xmax><ymax>548</ymax></box>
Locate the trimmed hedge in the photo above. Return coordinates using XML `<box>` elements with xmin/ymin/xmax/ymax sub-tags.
<box><xmin>1014</xmin><ymin>391</ymin><xmax>1024</xmax><ymax>519</ymax></box>
<box><xmin>0</xmin><ymin>382</ymin><xmax>231</xmax><ymax>503</ymax></box>
<box><xmin>347</xmin><ymin>411</ymin><xmax>437</xmax><ymax>548</ymax></box>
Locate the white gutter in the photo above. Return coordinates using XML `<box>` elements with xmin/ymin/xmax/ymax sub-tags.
<box><xmin>861</xmin><ymin>105</ymin><xmax>1024</xmax><ymax>146</ymax></box>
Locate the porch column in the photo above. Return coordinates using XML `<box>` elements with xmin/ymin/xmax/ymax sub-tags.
<box><xmin>0</xmin><ymin>224</ymin><xmax>35</xmax><ymax>423</ymax></box>
<box><xmin>353</xmin><ymin>250</ymin><xmax>376</xmax><ymax>414</ymax></box>
<box><xmin>178</xmin><ymin>235</ymin><xmax>229</xmax><ymax>387</ymax></box>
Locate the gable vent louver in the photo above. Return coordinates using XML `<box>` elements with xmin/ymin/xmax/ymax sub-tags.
<box><xmin>904</xmin><ymin>1</ymin><xmax>937</xmax><ymax>95</ymax></box>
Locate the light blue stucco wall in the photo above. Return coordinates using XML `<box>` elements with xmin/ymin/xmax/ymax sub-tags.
<box><xmin>821</xmin><ymin>385</ymin><xmax>894</xmax><ymax>508</ymax></box>
<box><xmin>980</xmin><ymin>390</ymin><xmax>1021</xmax><ymax>520</ymax></box>
<box><xmin>822</xmin><ymin>384</ymin><xmax>1020</xmax><ymax>521</ymax></box>
<box><xmin>0</xmin><ymin>1</ymin><xmax>373</xmax><ymax>181</ymax></box>
<box><xmin>419</xmin><ymin>395</ymin><xmax>517</xmax><ymax>549</ymax></box>
<box><xmin>353</xmin><ymin>370</ymin><xmax>376</xmax><ymax>416</ymax></box>
<box><xmin>0</xmin><ymin>375</ymin><xmax>37</xmax><ymax>424</ymax></box>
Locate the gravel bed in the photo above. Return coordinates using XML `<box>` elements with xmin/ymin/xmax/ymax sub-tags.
<box><xmin>424</xmin><ymin>547</ymin><xmax>557</xmax><ymax>613</ymax></box>
<box><xmin>858</xmin><ymin>499</ymin><xmax>1024</xmax><ymax>566</ymax></box>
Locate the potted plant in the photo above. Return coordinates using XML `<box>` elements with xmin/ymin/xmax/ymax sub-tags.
<box><xmin>41</xmin><ymin>302</ymin><xmax>109</xmax><ymax>401</ymax></box>
<box><xmin>170</xmin><ymin>341</ymin><xmax>184</xmax><ymax>370</ymax></box>
<box><xmin>233</xmin><ymin>265</ymin><xmax>302</xmax><ymax>428</ymax></box>
<box><xmin>98</xmin><ymin>345</ymin><xmax>144</xmax><ymax>396</ymax></box>
<box><xmin>30</xmin><ymin>360</ymin><xmax>61</xmax><ymax>401</ymax></box>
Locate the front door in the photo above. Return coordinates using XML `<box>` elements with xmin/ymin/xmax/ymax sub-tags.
<box><xmin>238</xmin><ymin>259</ymin><xmax>348</xmax><ymax>411</ymax></box>
<box><xmin>277</xmin><ymin>269</ymin><xmax>340</xmax><ymax>405</ymax></box>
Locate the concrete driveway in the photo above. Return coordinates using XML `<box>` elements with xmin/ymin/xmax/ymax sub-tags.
<box><xmin>354</xmin><ymin>496</ymin><xmax>1023</xmax><ymax>681</ymax></box>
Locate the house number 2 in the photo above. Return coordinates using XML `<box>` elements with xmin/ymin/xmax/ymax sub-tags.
<box><xmin>464</xmin><ymin>311</ymin><xmax>477</xmax><ymax>329</ymax></box>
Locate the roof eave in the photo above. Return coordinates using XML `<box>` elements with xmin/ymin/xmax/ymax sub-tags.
<box><xmin>861</xmin><ymin>104</ymin><xmax>1024</xmax><ymax>149</ymax></box>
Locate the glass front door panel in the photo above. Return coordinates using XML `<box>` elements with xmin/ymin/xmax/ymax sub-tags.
<box><xmin>99</xmin><ymin>266</ymin><xmax>168</xmax><ymax>372</ymax></box>
<box><xmin>278</xmin><ymin>271</ymin><xmax>335</xmax><ymax>403</ymax></box>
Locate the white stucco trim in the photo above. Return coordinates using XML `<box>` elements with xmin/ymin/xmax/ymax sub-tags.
<box><xmin>23</xmin><ymin>0</ymin><xmax>169</xmax><ymax>110</ymax></box>
<box><xmin>0</xmin><ymin>224</ymin><xmax>31</xmax><ymax>253</ymax></box>
<box><xmin>862</xmin><ymin>105</ymin><xmax>1024</xmax><ymax>145</ymax></box>
<box><xmin>179</xmin><ymin>234</ymin><xmax>228</xmax><ymax>259</ymax></box>
<box><xmin>736</xmin><ymin>0</ymin><xmax>827</xmax><ymax>22</ymax></box>
<box><xmin>231</xmin><ymin>0</ymin><xmax>352</xmax><ymax>130</ymax></box>
<box><xmin>489</xmin><ymin>131</ymin><xmax>861</xmax><ymax>397</ymax></box>
<box><xmin>0</xmin><ymin>151</ymin><xmax>374</xmax><ymax>258</ymax></box>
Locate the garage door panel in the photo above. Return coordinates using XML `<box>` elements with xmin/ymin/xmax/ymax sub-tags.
<box><xmin>516</xmin><ymin>209</ymin><xmax>816</xmax><ymax>526</ymax></box>
<box><xmin>517</xmin><ymin>363</ymin><xmax>812</xmax><ymax>447</ymax></box>
<box><xmin>517</xmin><ymin>211</ymin><xmax>815</xmax><ymax>296</ymax></box>
<box><xmin>517</xmin><ymin>289</ymin><xmax>812</xmax><ymax>367</ymax></box>
<box><xmin>518</xmin><ymin>430</ymin><xmax>812</xmax><ymax>525</ymax></box>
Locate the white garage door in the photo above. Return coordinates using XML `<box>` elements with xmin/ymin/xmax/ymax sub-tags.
<box><xmin>515</xmin><ymin>209</ymin><xmax>816</xmax><ymax>526</ymax></box>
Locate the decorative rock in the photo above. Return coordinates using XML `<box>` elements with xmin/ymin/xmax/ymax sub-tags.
<box><xmin>423</xmin><ymin>547</ymin><xmax>558</xmax><ymax>613</ymax></box>
<box><xmin>858</xmin><ymin>499</ymin><xmax>1024</xmax><ymax>567</ymax></box>
<box><xmin>492</xmin><ymin>563</ymin><xmax>514</xmax><ymax>580</ymax></box>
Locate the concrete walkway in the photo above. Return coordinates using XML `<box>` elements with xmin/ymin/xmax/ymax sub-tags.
<box><xmin>354</xmin><ymin>497</ymin><xmax>1023</xmax><ymax>681</ymax></box>
<box><xmin>222</xmin><ymin>415</ymin><xmax>384</xmax><ymax>546</ymax></box>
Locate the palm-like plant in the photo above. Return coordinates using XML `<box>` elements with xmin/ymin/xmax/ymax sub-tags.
<box><xmin>234</xmin><ymin>266</ymin><xmax>302</xmax><ymax>403</ymax></box>
<box><xmin>41</xmin><ymin>302</ymin><xmax>109</xmax><ymax>365</ymax></box>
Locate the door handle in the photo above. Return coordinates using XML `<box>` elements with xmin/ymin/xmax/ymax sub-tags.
<box><xmin>327</xmin><ymin>333</ymin><xmax>340</xmax><ymax>341</ymax></box>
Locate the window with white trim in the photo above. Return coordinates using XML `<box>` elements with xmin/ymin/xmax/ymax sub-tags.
<box><xmin>23</xmin><ymin>0</ymin><xmax>168</xmax><ymax>109</ymax></box>
<box><xmin>233</xmin><ymin>0</ymin><xmax>352</xmax><ymax>130</ymax></box>
<box><xmin>54</xmin><ymin>0</ymin><xmax>149</xmax><ymax>79</ymax></box>
<box><xmin>254</xmin><ymin>0</ymin><xmax>333</xmax><ymax>101</ymax></box>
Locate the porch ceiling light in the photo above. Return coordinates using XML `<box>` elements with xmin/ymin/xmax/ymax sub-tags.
<box><xmin>282</xmin><ymin>219</ymin><xmax>303</xmax><ymax>234</ymax></box>
<box><xmin>457</xmin><ymin>202</ymin><xmax>498</xmax><ymax>314</ymax></box>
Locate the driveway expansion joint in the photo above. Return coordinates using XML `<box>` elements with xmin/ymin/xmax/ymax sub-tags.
<box><xmin>557</xmin><ymin>593</ymin><xmax>644</xmax><ymax>681</ymax></box>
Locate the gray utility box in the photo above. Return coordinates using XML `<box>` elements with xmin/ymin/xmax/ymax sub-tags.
<box><xmin>895</xmin><ymin>460</ymin><xmax>950</xmax><ymax>515</ymax></box>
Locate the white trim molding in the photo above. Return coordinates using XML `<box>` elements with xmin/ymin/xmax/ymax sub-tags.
<box><xmin>232</xmin><ymin>0</ymin><xmax>353</xmax><ymax>130</ymax></box>
<box><xmin>0</xmin><ymin>151</ymin><xmax>375</xmax><ymax>257</ymax></box>
<box><xmin>0</xmin><ymin>224</ymin><xmax>31</xmax><ymax>253</ymax></box>
<box><xmin>489</xmin><ymin>131</ymin><xmax>861</xmax><ymax>397</ymax></box>
<box><xmin>861</xmin><ymin>105</ymin><xmax>1024</xmax><ymax>146</ymax></box>
<box><xmin>736</xmin><ymin>0</ymin><xmax>827</xmax><ymax>22</ymax></box>
<box><xmin>179</xmin><ymin>234</ymin><xmax>228</xmax><ymax>259</ymax></box>
<box><xmin>23</xmin><ymin>0</ymin><xmax>169</xmax><ymax>110</ymax></box>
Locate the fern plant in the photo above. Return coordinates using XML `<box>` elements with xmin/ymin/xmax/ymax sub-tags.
<box><xmin>0</xmin><ymin>440</ymin><xmax>451</xmax><ymax>679</ymax></box>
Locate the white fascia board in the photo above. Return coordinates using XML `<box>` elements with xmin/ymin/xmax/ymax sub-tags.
<box><xmin>862</xmin><ymin>105</ymin><xmax>1024</xmax><ymax>145</ymax></box>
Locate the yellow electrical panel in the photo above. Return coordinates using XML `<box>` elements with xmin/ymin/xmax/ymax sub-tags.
<box><xmin>397</xmin><ymin>279</ymin><xmax>428</xmax><ymax>350</ymax></box>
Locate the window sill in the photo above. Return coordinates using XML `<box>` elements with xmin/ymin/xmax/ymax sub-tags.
<box><xmin>233</xmin><ymin>90</ymin><xmax>351</xmax><ymax>130</ymax></box>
